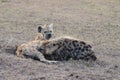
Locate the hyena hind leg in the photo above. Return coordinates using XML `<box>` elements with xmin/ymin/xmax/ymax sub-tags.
<box><xmin>16</xmin><ymin>44</ymin><xmax>26</xmax><ymax>57</ymax></box>
<box><xmin>16</xmin><ymin>46</ymin><xmax>23</xmax><ymax>57</ymax></box>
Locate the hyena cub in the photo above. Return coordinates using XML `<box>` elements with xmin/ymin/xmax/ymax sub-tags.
<box><xmin>39</xmin><ymin>37</ymin><xmax>97</xmax><ymax>61</ymax></box>
<box><xmin>16</xmin><ymin>23</ymin><xmax>57</xmax><ymax>64</ymax></box>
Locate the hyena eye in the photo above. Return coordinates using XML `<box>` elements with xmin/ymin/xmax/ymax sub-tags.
<box><xmin>44</xmin><ymin>31</ymin><xmax>47</xmax><ymax>33</ymax></box>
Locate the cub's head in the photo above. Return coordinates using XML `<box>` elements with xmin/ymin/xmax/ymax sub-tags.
<box><xmin>38</xmin><ymin>23</ymin><xmax>53</xmax><ymax>40</ymax></box>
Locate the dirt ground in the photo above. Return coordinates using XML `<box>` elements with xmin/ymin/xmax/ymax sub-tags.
<box><xmin>0</xmin><ymin>0</ymin><xmax>120</xmax><ymax>80</ymax></box>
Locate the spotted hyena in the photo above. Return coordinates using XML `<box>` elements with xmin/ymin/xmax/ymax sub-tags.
<box><xmin>16</xmin><ymin>23</ymin><xmax>57</xmax><ymax>64</ymax></box>
<box><xmin>39</xmin><ymin>37</ymin><xmax>97</xmax><ymax>61</ymax></box>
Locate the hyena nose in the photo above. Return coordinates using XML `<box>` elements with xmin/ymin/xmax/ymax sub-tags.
<box><xmin>47</xmin><ymin>34</ymin><xmax>52</xmax><ymax>40</ymax></box>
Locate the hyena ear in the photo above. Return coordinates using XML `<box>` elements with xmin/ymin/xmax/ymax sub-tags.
<box><xmin>48</xmin><ymin>23</ymin><xmax>53</xmax><ymax>31</ymax></box>
<box><xmin>38</xmin><ymin>26</ymin><xmax>42</xmax><ymax>33</ymax></box>
<box><xmin>43</xmin><ymin>24</ymin><xmax>47</xmax><ymax>28</ymax></box>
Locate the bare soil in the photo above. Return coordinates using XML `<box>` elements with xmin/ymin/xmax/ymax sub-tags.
<box><xmin>0</xmin><ymin>0</ymin><xmax>120</xmax><ymax>80</ymax></box>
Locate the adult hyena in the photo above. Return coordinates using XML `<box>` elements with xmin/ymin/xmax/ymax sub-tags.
<box><xmin>39</xmin><ymin>37</ymin><xmax>97</xmax><ymax>61</ymax></box>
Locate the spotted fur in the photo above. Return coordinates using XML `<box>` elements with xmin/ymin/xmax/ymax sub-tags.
<box><xmin>39</xmin><ymin>37</ymin><xmax>97</xmax><ymax>61</ymax></box>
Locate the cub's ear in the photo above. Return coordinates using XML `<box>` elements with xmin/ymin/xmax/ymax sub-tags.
<box><xmin>48</xmin><ymin>23</ymin><xmax>53</xmax><ymax>31</ymax></box>
<box><xmin>38</xmin><ymin>26</ymin><xmax>42</xmax><ymax>33</ymax></box>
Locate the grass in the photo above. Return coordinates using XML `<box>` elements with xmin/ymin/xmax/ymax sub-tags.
<box><xmin>0</xmin><ymin>0</ymin><xmax>120</xmax><ymax>80</ymax></box>
<box><xmin>0</xmin><ymin>0</ymin><xmax>9</xmax><ymax>3</ymax></box>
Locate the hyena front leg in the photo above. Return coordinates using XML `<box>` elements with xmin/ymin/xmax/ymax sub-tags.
<box><xmin>16</xmin><ymin>45</ymin><xmax>24</xmax><ymax>57</ymax></box>
<box><xmin>16</xmin><ymin>44</ymin><xmax>26</xmax><ymax>57</ymax></box>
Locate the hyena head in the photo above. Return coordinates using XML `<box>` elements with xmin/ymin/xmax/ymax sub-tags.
<box><xmin>38</xmin><ymin>23</ymin><xmax>53</xmax><ymax>40</ymax></box>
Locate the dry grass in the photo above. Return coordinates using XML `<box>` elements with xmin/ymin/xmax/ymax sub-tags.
<box><xmin>0</xmin><ymin>0</ymin><xmax>120</xmax><ymax>80</ymax></box>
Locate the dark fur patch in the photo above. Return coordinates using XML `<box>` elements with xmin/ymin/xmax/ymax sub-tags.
<box><xmin>44</xmin><ymin>39</ymin><xmax>97</xmax><ymax>61</ymax></box>
<box><xmin>72</xmin><ymin>40</ymin><xmax>78</xmax><ymax>47</ymax></box>
<box><xmin>38</xmin><ymin>26</ymin><xmax>42</xmax><ymax>33</ymax></box>
<box><xmin>80</xmin><ymin>41</ymin><xmax>86</xmax><ymax>45</ymax></box>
